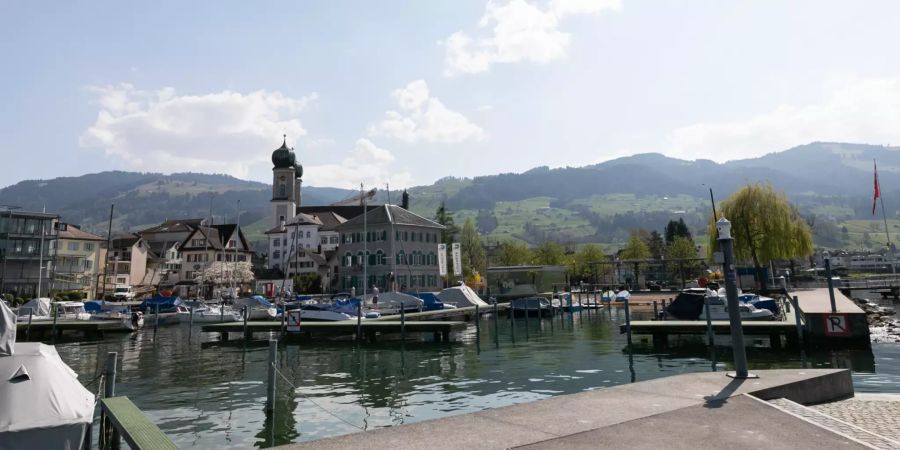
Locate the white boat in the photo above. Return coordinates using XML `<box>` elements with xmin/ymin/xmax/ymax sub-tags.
<box><xmin>437</xmin><ymin>284</ymin><xmax>488</xmax><ymax>308</ymax></box>
<box><xmin>601</xmin><ymin>290</ymin><xmax>616</xmax><ymax>302</ymax></box>
<box><xmin>180</xmin><ymin>305</ymin><xmax>241</xmax><ymax>323</ymax></box>
<box><xmin>510</xmin><ymin>297</ymin><xmax>553</xmax><ymax>317</ymax></box>
<box><xmin>614</xmin><ymin>290</ymin><xmax>631</xmax><ymax>302</ymax></box>
<box><xmin>233</xmin><ymin>296</ymin><xmax>278</xmax><ymax>320</ymax></box>
<box><xmin>1</xmin><ymin>302</ymin><xmax>94</xmax><ymax>449</ymax></box>
<box><xmin>91</xmin><ymin>311</ymin><xmax>144</xmax><ymax>331</ymax></box>
<box><xmin>294</xmin><ymin>303</ymin><xmax>354</xmax><ymax>321</ymax></box>
<box><xmin>699</xmin><ymin>296</ymin><xmax>775</xmax><ymax>321</ymax></box>
<box><xmin>15</xmin><ymin>298</ymin><xmax>52</xmax><ymax>322</ymax></box>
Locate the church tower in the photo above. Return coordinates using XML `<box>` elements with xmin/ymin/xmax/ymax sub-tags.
<box><xmin>271</xmin><ymin>135</ymin><xmax>303</xmax><ymax>228</ymax></box>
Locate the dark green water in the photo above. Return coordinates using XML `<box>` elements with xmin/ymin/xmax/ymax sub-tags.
<box><xmin>53</xmin><ymin>307</ymin><xmax>899</xmax><ymax>448</ymax></box>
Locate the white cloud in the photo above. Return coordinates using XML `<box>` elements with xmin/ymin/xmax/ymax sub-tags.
<box><xmin>80</xmin><ymin>83</ymin><xmax>316</xmax><ymax>178</ymax></box>
<box><xmin>368</xmin><ymin>80</ymin><xmax>486</xmax><ymax>143</ymax></box>
<box><xmin>305</xmin><ymin>139</ymin><xmax>414</xmax><ymax>189</ymax></box>
<box><xmin>666</xmin><ymin>77</ymin><xmax>900</xmax><ymax>162</ymax></box>
<box><xmin>442</xmin><ymin>0</ymin><xmax>621</xmax><ymax>75</ymax></box>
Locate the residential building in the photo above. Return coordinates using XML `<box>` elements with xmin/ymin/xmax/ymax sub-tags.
<box><xmin>102</xmin><ymin>233</ymin><xmax>152</xmax><ymax>294</ymax></box>
<box><xmin>0</xmin><ymin>210</ymin><xmax>59</xmax><ymax>298</ymax></box>
<box><xmin>336</xmin><ymin>205</ymin><xmax>445</xmax><ymax>292</ymax></box>
<box><xmin>178</xmin><ymin>224</ymin><xmax>253</xmax><ymax>297</ymax></box>
<box><xmin>55</xmin><ymin>223</ymin><xmax>106</xmax><ymax>299</ymax></box>
<box><xmin>137</xmin><ymin>218</ymin><xmax>207</xmax><ymax>286</ymax></box>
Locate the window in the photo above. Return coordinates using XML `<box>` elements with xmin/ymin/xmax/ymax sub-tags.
<box><xmin>191</xmin><ymin>239</ymin><xmax>206</xmax><ymax>247</ymax></box>
<box><xmin>411</xmin><ymin>232</ymin><xmax>416</xmax><ymax>242</ymax></box>
<box><xmin>67</xmin><ymin>242</ymin><xmax>79</xmax><ymax>251</ymax></box>
<box><xmin>396</xmin><ymin>230</ymin><xmax>400</xmax><ymax>240</ymax></box>
<box><xmin>83</xmin><ymin>260</ymin><xmax>93</xmax><ymax>270</ymax></box>
<box><xmin>403</xmin><ymin>231</ymin><xmax>408</xmax><ymax>241</ymax></box>
<box><xmin>217</xmin><ymin>253</ymin><xmax>223</xmax><ymax>261</ymax></box>
<box><xmin>279</xmin><ymin>183</ymin><xmax>286</xmax><ymax>197</ymax></box>
<box><xmin>321</xmin><ymin>237</ymin><xmax>327</xmax><ymax>244</ymax></box>
<box><xmin>273</xmin><ymin>251</ymin><xmax>281</xmax><ymax>259</ymax></box>
<box><xmin>345</xmin><ymin>252</ymin><xmax>353</xmax><ymax>267</ymax></box>
<box><xmin>357</xmin><ymin>251</ymin><xmax>364</xmax><ymax>265</ymax></box>
<box><xmin>306</xmin><ymin>231</ymin><xmax>311</xmax><ymax>238</ymax></box>
<box><xmin>274</xmin><ymin>239</ymin><xmax>280</xmax><ymax>247</ymax></box>
<box><xmin>84</xmin><ymin>243</ymin><xmax>95</xmax><ymax>251</ymax></box>
<box><xmin>238</xmin><ymin>255</ymin><xmax>246</xmax><ymax>262</ymax></box>
<box><xmin>228</xmin><ymin>240</ymin><xmax>236</xmax><ymax>248</ymax></box>
<box><xmin>330</xmin><ymin>236</ymin><xmax>338</xmax><ymax>244</ymax></box>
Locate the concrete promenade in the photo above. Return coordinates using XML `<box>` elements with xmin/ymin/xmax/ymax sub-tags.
<box><xmin>280</xmin><ymin>369</ymin><xmax>880</xmax><ymax>450</ymax></box>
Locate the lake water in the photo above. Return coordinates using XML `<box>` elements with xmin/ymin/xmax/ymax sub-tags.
<box><xmin>53</xmin><ymin>306</ymin><xmax>900</xmax><ymax>448</ymax></box>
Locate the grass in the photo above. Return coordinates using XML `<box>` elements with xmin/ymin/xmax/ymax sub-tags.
<box><xmin>570</xmin><ymin>193</ymin><xmax>706</xmax><ymax>216</ymax></box>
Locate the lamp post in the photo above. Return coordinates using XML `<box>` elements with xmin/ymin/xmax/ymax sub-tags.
<box><xmin>717</xmin><ymin>218</ymin><xmax>755</xmax><ymax>379</ymax></box>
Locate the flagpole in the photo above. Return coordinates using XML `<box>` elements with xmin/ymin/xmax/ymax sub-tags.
<box><xmin>875</xmin><ymin>159</ymin><xmax>896</xmax><ymax>275</ymax></box>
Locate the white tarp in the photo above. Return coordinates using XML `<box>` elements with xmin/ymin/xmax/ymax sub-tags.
<box><xmin>438</xmin><ymin>285</ymin><xmax>489</xmax><ymax>308</ymax></box>
<box><xmin>17</xmin><ymin>298</ymin><xmax>51</xmax><ymax>317</ymax></box>
<box><xmin>0</xmin><ymin>342</ymin><xmax>94</xmax><ymax>450</ymax></box>
<box><xmin>0</xmin><ymin>301</ymin><xmax>14</xmax><ymax>356</ymax></box>
<box><xmin>362</xmin><ymin>291</ymin><xmax>423</xmax><ymax>309</ymax></box>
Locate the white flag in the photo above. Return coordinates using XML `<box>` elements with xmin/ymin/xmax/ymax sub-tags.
<box><xmin>437</xmin><ymin>243</ymin><xmax>448</xmax><ymax>276</ymax></box>
<box><xmin>451</xmin><ymin>243</ymin><xmax>462</xmax><ymax>277</ymax></box>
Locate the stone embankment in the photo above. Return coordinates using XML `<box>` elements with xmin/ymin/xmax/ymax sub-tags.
<box><xmin>852</xmin><ymin>297</ymin><xmax>900</xmax><ymax>343</ymax></box>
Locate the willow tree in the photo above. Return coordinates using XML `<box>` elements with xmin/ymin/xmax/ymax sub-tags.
<box><xmin>707</xmin><ymin>183</ymin><xmax>813</xmax><ymax>288</ymax></box>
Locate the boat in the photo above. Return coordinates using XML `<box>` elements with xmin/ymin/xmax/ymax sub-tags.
<box><xmin>558</xmin><ymin>294</ymin><xmax>583</xmax><ymax>312</ymax></box>
<box><xmin>699</xmin><ymin>295</ymin><xmax>775</xmax><ymax>321</ymax></box>
<box><xmin>738</xmin><ymin>293</ymin><xmax>780</xmax><ymax>315</ymax></box>
<box><xmin>84</xmin><ymin>300</ymin><xmax>143</xmax><ymax>331</ymax></box>
<box><xmin>179</xmin><ymin>304</ymin><xmax>241</xmax><ymax>323</ymax></box>
<box><xmin>15</xmin><ymin>297</ymin><xmax>52</xmax><ymax>321</ymax></box>
<box><xmin>233</xmin><ymin>296</ymin><xmax>278</xmax><ymax>320</ymax></box>
<box><xmin>613</xmin><ymin>290</ymin><xmax>631</xmax><ymax>302</ymax></box>
<box><xmin>294</xmin><ymin>303</ymin><xmax>355</xmax><ymax>321</ymax></box>
<box><xmin>510</xmin><ymin>297</ymin><xmax>553</xmax><ymax>317</ymax></box>
<box><xmin>139</xmin><ymin>295</ymin><xmax>188</xmax><ymax>325</ymax></box>
<box><xmin>665</xmin><ymin>291</ymin><xmax>708</xmax><ymax>320</ymax></box>
<box><xmin>408</xmin><ymin>292</ymin><xmax>455</xmax><ymax>311</ymax></box>
<box><xmin>436</xmin><ymin>284</ymin><xmax>488</xmax><ymax>308</ymax></box>
<box><xmin>0</xmin><ymin>301</ymin><xmax>94</xmax><ymax>449</ymax></box>
<box><xmin>360</xmin><ymin>291</ymin><xmax>425</xmax><ymax>314</ymax></box>
<box><xmin>601</xmin><ymin>290</ymin><xmax>616</xmax><ymax>302</ymax></box>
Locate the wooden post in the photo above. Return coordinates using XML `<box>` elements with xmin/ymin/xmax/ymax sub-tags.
<box><xmin>266</xmin><ymin>339</ymin><xmax>277</xmax><ymax>413</ymax></box>
<box><xmin>280</xmin><ymin>302</ymin><xmax>286</xmax><ymax>334</ymax></box>
<box><xmin>220</xmin><ymin>300</ymin><xmax>224</xmax><ymax>322</ymax></box>
<box><xmin>509</xmin><ymin>302</ymin><xmax>516</xmax><ymax>343</ymax></box>
<box><xmin>154</xmin><ymin>303</ymin><xmax>160</xmax><ymax>331</ymax></box>
<box><xmin>493</xmin><ymin>302</ymin><xmax>499</xmax><ymax>346</ymax></box>
<box><xmin>242</xmin><ymin>306</ymin><xmax>249</xmax><ymax>338</ymax></box>
<box><xmin>652</xmin><ymin>301</ymin><xmax>658</xmax><ymax>320</ymax></box>
<box><xmin>623</xmin><ymin>298</ymin><xmax>632</xmax><ymax>346</ymax></box>
<box><xmin>105</xmin><ymin>352</ymin><xmax>120</xmax><ymax>450</ymax></box>
<box><xmin>356</xmin><ymin>302</ymin><xmax>362</xmax><ymax>342</ymax></box>
<box><xmin>400</xmin><ymin>302</ymin><xmax>406</xmax><ymax>341</ymax></box>
<box><xmin>26</xmin><ymin>308</ymin><xmax>32</xmax><ymax>341</ymax></box>
<box><xmin>792</xmin><ymin>295</ymin><xmax>803</xmax><ymax>345</ymax></box>
<box><xmin>51</xmin><ymin>303</ymin><xmax>58</xmax><ymax>342</ymax></box>
<box><xmin>524</xmin><ymin>300</ymin><xmax>530</xmax><ymax>339</ymax></box>
<box><xmin>704</xmin><ymin>297</ymin><xmax>714</xmax><ymax>346</ymax></box>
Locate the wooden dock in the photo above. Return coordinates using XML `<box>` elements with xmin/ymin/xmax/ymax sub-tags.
<box><xmin>371</xmin><ymin>303</ymin><xmax>509</xmax><ymax>321</ymax></box>
<box><xmin>201</xmin><ymin>320</ymin><xmax>468</xmax><ymax>342</ymax></box>
<box><xmin>14</xmin><ymin>320</ymin><xmax>130</xmax><ymax>340</ymax></box>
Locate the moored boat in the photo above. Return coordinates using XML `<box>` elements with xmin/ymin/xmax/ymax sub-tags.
<box><xmin>510</xmin><ymin>297</ymin><xmax>553</xmax><ymax>317</ymax></box>
<box><xmin>233</xmin><ymin>296</ymin><xmax>278</xmax><ymax>320</ymax></box>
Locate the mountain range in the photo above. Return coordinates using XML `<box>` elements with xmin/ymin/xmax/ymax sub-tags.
<box><xmin>2</xmin><ymin>142</ymin><xmax>898</xmax><ymax>249</ymax></box>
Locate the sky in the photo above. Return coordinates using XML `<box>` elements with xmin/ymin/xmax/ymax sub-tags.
<box><xmin>4</xmin><ymin>1</ymin><xmax>900</xmax><ymax>190</ymax></box>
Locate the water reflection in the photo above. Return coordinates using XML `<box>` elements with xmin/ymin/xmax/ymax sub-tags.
<box><xmin>49</xmin><ymin>305</ymin><xmax>896</xmax><ymax>448</ymax></box>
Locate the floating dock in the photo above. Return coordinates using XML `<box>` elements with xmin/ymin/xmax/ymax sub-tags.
<box><xmin>201</xmin><ymin>320</ymin><xmax>468</xmax><ymax>342</ymax></box>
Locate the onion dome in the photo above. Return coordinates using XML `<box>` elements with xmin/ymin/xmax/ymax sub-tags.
<box><xmin>294</xmin><ymin>160</ymin><xmax>303</xmax><ymax>179</ymax></box>
<box><xmin>272</xmin><ymin>135</ymin><xmax>295</xmax><ymax>168</ymax></box>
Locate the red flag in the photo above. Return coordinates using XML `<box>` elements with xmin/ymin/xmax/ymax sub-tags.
<box><xmin>874</xmin><ymin>160</ymin><xmax>881</xmax><ymax>215</ymax></box>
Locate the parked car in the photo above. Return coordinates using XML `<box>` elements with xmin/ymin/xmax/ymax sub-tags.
<box><xmin>113</xmin><ymin>285</ymin><xmax>135</xmax><ymax>301</ymax></box>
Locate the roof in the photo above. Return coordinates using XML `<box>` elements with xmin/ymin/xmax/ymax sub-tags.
<box><xmin>137</xmin><ymin>218</ymin><xmax>204</xmax><ymax>234</ymax></box>
<box><xmin>264</xmin><ymin>213</ymin><xmax>323</xmax><ymax>234</ymax></box>
<box><xmin>57</xmin><ymin>224</ymin><xmax>104</xmax><ymax>241</ymax></box>
<box><xmin>311</xmin><ymin>211</ymin><xmax>347</xmax><ymax>231</ymax></box>
<box><xmin>179</xmin><ymin>224</ymin><xmax>251</xmax><ymax>252</ymax></box>
<box><xmin>111</xmin><ymin>233</ymin><xmax>141</xmax><ymax>249</ymax></box>
<box><xmin>308</xmin><ymin>252</ymin><xmax>327</xmax><ymax>266</ymax></box>
<box><xmin>337</xmin><ymin>204</ymin><xmax>445</xmax><ymax>230</ymax></box>
<box><xmin>297</xmin><ymin>205</ymin><xmax>378</xmax><ymax>221</ymax></box>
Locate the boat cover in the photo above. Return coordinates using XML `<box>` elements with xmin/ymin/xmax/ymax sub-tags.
<box><xmin>407</xmin><ymin>292</ymin><xmax>446</xmax><ymax>311</ymax></box>
<box><xmin>235</xmin><ymin>296</ymin><xmax>274</xmax><ymax>308</ymax></box>
<box><xmin>16</xmin><ymin>298</ymin><xmax>51</xmax><ymax>317</ymax></box>
<box><xmin>139</xmin><ymin>295</ymin><xmax>183</xmax><ymax>312</ymax></box>
<box><xmin>83</xmin><ymin>300</ymin><xmax>127</xmax><ymax>313</ymax></box>
<box><xmin>665</xmin><ymin>292</ymin><xmax>706</xmax><ymax>320</ymax></box>
<box><xmin>0</xmin><ymin>301</ymin><xmax>14</xmax><ymax>356</ymax></box>
<box><xmin>437</xmin><ymin>285</ymin><xmax>488</xmax><ymax>308</ymax></box>
<box><xmin>0</xmin><ymin>318</ymin><xmax>93</xmax><ymax>450</ymax></box>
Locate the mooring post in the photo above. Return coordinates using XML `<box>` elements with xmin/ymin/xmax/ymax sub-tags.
<box><xmin>51</xmin><ymin>303</ymin><xmax>58</xmax><ymax>342</ymax></box>
<box><xmin>400</xmin><ymin>301</ymin><xmax>406</xmax><ymax>341</ymax></box>
<box><xmin>475</xmin><ymin>303</ymin><xmax>480</xmax><ymax>335</ymax></box>
<box><xmin>104</xmin><ymin>351</ymin><xmax>119</xmax><ymax>449</ymax></box>
<box><xmin>493</xmin><ymin>302</ymin><xmax>499</xmax><ymax>346</ymax></box>
<box><xmin>356</xmin><ymin>302</ymin><xmax>362</xmax><ymax>342</ymax></box>
<box><xmin>792</xmin><ymin>295</ymin><xmax>804</xmax><ymax>345</ymax></box>
<box><xmin>824</xmin><ymin>253</ymin><xmax>837</xmax><ymax>313</ymax></box>
<box><xmin>242</xmin><ymin>306</ymin><xmax>249</xmax><ymax>337</ymax></box>
<box><xmin>154</xmin><ymin>303</ymin><xmax>160</xmax><ymax>331</ymax></box>
<box><xmin>189</xmin><ymin>306</ymin><xmax>194</xmax><ymax>327</ymax></box>
<box><xmin>704</xmin><ymin>296</ymin><xmax>714</xmax><ymax>346</ymax></box>
<box><xmin>266</xmin><ymin>339</ymin><xmax>277</xmax><ymax>413</ymax></box>
<box><xmin>652</xmin><ymin>301</ymin><xmax>658</xmax><ymax>320</ymax></box>
<box><xmin>26</xmin><ymin>308</ymin><xmax>32</xmax><ymax>340</ymax></box>
<box><xmin>623</xmin><ymin>297</ymin><xmax>632</xmax><ymax>345</ymax></box>
<box><xmin>220</xmin><ymin>300</ymin><xmax>224</xmax><ymax>322</ymax></box>
<box><xmin>524</xmin><ymin>300</ymin><xmax>530</xmax><ymax>338</ymax></box>
<box><xmin>509</xmin><ymin>302</ymin><xmax>516</xmax><ymax>342</ymax></box>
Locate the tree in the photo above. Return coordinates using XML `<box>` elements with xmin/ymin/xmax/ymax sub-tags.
<box><xmin>707</xmin><ymin>183</ymin><xmax>813</xmax><ymax>288</ymax></box>
<box><xmin>435</xmin><ymin>202</ymin><xmax>460</xmax><ymax>245</ymax></box>
<box><xmin>293</xmin><ymin>273</ymin><xmax>322</xmax><ymax>294</ymax></box>
<box><xmin>460</xmin><ymin>218</ymin><xmax>486</xmax><ymax>279</ymax></box>
<box><xmin>534</xmin><ymin>241</ymin><xmax>567</xmax><ymax>266</ymax></box>
<box><xmin>496</xmin><ymin>241</ymin><xmax>533</xmax><ymax>266</ymax></box>
<box><xmin>666</xmin><ymin>236</ymin><xmax>698</xmax><ymax>286</ymax></box>
<box><xmin>647</xmin><ymin>230</ymin><xmax>665</xmax><ymax>260</ymax></box>
<box><xmin>621</xmin><ymin>231</ymin><xmax>651</xmax><ymax>289</ymax></box>
<box><xmin>194</xmin><ymin>261</ymin><xmax>254</xmax><ymax>285</ymax></box>
<box><xmin>567</xmin><ymin>244</ymin><xmax>606</xmax><ymax>284</ymax></box>
<box><xmin>664</xmin><ymin>218</ymin><xmax>692</xmax><ymax>244</ymax></box>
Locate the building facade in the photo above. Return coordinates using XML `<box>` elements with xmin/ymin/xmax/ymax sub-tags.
<box><xmin>336</xmin><ymin>205</ymin><xmax>444</xmax><ymax>292</ymax></box>
<box><xmin>55</xmin><ymin>223</ymin><xmax>106</xmax><ymax>299</ymax></box>
<box><xmin>103</xmin><ymin>234</ymin><xmax>152</xmax><ymax>293</ymax></box>
<box><xmin>178</xmin><ymin>224</ymin><xmax>253</xmax><ymax>297</ymax></box>
<box><xmin>0</xmin><ymin>210</ymin><xmax>59</xmax><ymax>299</ymax></box>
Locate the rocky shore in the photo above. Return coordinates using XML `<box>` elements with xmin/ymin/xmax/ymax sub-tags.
<box><xmin>853</xmin><ymin>298</ymin><xmax>900</xmax><ymax>343</ymax></box>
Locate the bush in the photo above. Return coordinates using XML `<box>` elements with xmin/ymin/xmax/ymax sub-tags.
<box><xmin>14</xmin><ymin>297</ymin><xmax>24</xmax><ymax>306</ymax></box>
<box><xmin>2</xmin><ymin>293</ymin><xmax>12</xmax><ymax>303</ymax></box>
<box><xmin>67</xmin><ymin>291</ymin><xmax>83</xmax><ymax>301</ymax></box>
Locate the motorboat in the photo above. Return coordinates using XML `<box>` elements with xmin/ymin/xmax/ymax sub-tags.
<box><xmin>665</xmin><ymin>291</ymin><xmax>707</xmax><ymax>320</ymax></box>
<box><xmin>233</xmin><ymin>296</ymin><xmax>278</xmax><ymax>320</ymax></box>
<box><xmin>601</xmin><ymin>290</ymin><xmax>616</xmax><ymax>302</ymax></box>
<box><xmin>53</xmin><ymin>302</ymin><xmax>92</xmax><ymax>321</ymax></box>
<box><xmin>140</xmin><ymin>295</ymin><xmax>188</xmax><ymax>325</ymax></box>
<box><xmin>613</xmin><ymin>290</ymin><xmax>631</xmax><ymax>302</ymax></box>
<box><xmin>408</xmin><ymin>292</ymin><xmax>456</xmax><ymax>311</ymax></box>
<box><xmin>558</xmin><ymin>294</ymin><xmax>583</xmax><ymax>312</ymax></box>
<box><xmin>738</xmin><ymin>293</ymin><xmax>780</xmax><ymax>315</ymax></box>
<box><xmin>510</xmin><ymin>297</ymin><xmax>553</xmax><ymax>317</ymax></box>
<box><xmin>15</xmin><ymin>298</ymin><xmax>52</xmax><ymax>322</ymax></box>
<box><xmin>360</xmin><ymin>292</ymin><xmax>425</xmax><ymax>314</ymax></box>
<box><xmin>294</xmin><ymin>303</ymin><xmax>355</xmax><ymax>321</ymax></box>
<box><xmin>437</xmin><ymin>284</ymin><xmax>488</xmax><ymax>308</ymax></box>
<box><xmin>1</xmin><ymin>302</ymin><xmax>94</xmax><ymax>449</ymax></box>
<box><xmin>84</xmin><ymin>300</ymin><xmax>143</xmax><ymax>331</ymax></box>
<box><xmin>179</xmin><ymin>304</ymin><xmax>241</xmax><ymax>323</ymax></box>
<box><xmin>699</xmin><ymin>295</ymin><xmax>775</xmax><ymax>321</ymax></box>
